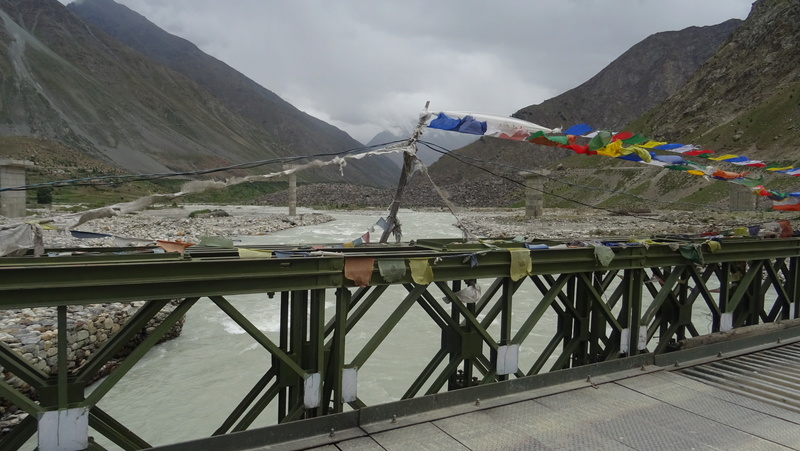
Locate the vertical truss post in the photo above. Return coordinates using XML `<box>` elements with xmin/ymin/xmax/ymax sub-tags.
<box><xmin>57</xmin><ymin>305</ymin><xmax>68</xmax><ymax>409</ymax></box>
<box><xmin>676</xmin><ymin>273</ymin><xmax>689</xmax><ymax>342</ymax></box>
<box><xmin>589</xmin><ymin>272</ymin><xmax>605</xmax><ymax>363</ymax></box>
<box><xmin>277</xmin><ymin>291</ymin><xmax>290</xmax><ymax>421</ymax></box>
<box><xmin>289</xmin><ymin>290</ymin><xmax>307</xmax><ymax>418</ymax></box>
<box><xmin>718</xmin><ymin>263</ymin><xmax>732</xmax><ymax>331</ymax></box>
<box><xmin>559</xmin><ymin>276</ymin><xmax>576</xmax><ymax>370</ymax></box>
<box><xmin>627</xmin><ymin>269</ymin><xmax>644</xmax><ymax>355</ymax></box>
<box><xmin>307</xmin><ymin>289</ymin><xmax>325</xmax><ymax>418</ymax></box>
<box><xmin>790</xmin><ymin>257</ymin><xmax>800</xmax><ymax>319</ymax></box>
<box><xmin>448</xmin><ymin>280</ymin><xmax>462</xmax><ymax>390</ymax></box>
<box><xmin>574</xmin><ymin>273</ymin><xmax>591</xmax><ymax>367</ymax></box>
<box><xmin>454</xmin><ymin>280</ymin><xmax>476</xmax><ymax>389</ymax></box>
<box><xmin>497</xmin><ymin>278</ymin><xmax>513</xmax><ymax>381</ymax></box>
<box><xmin>746</xmin><ymin>266</ymin><xmax>764</xmax><ymax>326</ymax></box>
<box><xmin>618</xmin><ymin>270</ymin><xmax>632</xmax><ymax>356</ymax></box>
<box><xmin>729</xmin><ymin>261</ymin><xmax>763</xmax><ymax>328</ymax></box>
<box><xmin>326</xmin><ymin>288</ymin><xmax>350</xmax><ymax>413</ymax></box>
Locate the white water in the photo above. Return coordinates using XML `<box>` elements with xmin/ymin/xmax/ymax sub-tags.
<box><xmin>27</xmin><ymin>209</ymin><xmax>724</xmax><ymax>449</ymax></box>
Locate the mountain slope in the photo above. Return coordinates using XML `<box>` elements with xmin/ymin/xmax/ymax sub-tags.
<box><xmin>0</xmin><ymin>0</ymin><xmax>395</xmax><ymax>187</ymax></box>
<box><xmin>638</xmin><ymin>0</ymin><xmax>800</xmax><ymax>162</ymax></box>
<box><xmin>0</xmin><ymin>0</ymin><xmax>285</xmax><ymax>174</ymax></box>
<box><xmin>417</xmin><ymin>15</ymin><xmax>756</xmax><ymax>208</ymax></box>
<box><xmin>68</xmin><ymin>0</ymin><xmax>397</xmax><ymax>187</ymax></box>
<box><xmin>513</xmin><ymin>19</ymin><xmax>741</xmax><ymax>131</ymax></box>
<box><xmin>423</xmin><ymin>20</ymin><xmax>741</xmax><ymax>204</ymax></box>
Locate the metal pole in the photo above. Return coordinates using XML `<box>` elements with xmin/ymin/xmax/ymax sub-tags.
<box><xmin>380</xmin><ymin>101</ymin><xmax>430</xmax><ymax>243</ymax></box>
<box><xmin>288</xmin><ymin>170</ymin><xmax>297</xmax><ymax>217</ymax></box>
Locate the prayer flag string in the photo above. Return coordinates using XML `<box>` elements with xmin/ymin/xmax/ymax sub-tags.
<box><xmin>426</xmin><ymin>112</ymin><xmax>800</xmax><ymax>210</ymax></box>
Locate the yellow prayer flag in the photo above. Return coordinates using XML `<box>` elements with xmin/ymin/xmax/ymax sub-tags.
<box><xmin>408</xmin><ymin>258</ymin><xmax>434</xmax><ymax>284</ymax></box>
<box><xmin>596</xmin><ymin>140</ymin><xmax>623</xmax><ymax>157</ymax></box>
<box><xmin>237</xmin><ymin>248</ymin><xmax>273</xmax><ymax>258</ymax></box>
<box><xmin>509</xmin><ymin>249</ymin><xmax>532</xmax><ymax>282</ymax></box>
<box><xmin>639</xmin><ymin>141</ymin><xmax>667</xmax><ymax>149</ymax></box>
<box><xmin>704</xmin><ymin>240</ymin><xmax>721</xmax><ymax>253</ymax></box>
<box><xmin>708</xmin><ymin>154</ymin><xmax>740</xmax><ymax>161</ymax></box>
<box><xmin>619</xmin><ymin>145</ymin><xmax>652</xmax><ymax>163</ymax></box>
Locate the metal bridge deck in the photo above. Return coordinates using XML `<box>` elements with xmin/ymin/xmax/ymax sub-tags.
<box><xmin>160</xmin><ymin>339</ymin><xmax>800</xmax><ymax>450</ymax></box>
<box><xmin>313</xmin><ymin>344</ymin><xmax>800</xmax><ymax>451</ymax></box>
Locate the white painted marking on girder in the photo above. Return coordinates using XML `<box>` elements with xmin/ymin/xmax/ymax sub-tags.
<box><xmin>620</xmin><ymin>328</ymin><xmax>630</xmax><ymax>353</ymax></box>
<box><xmin>721</xmin><ymin>313</ymin><xmax>733</xmax><ymax>332</ymax></box>
<box><xmin>304</xmin><ymin>373</ymin><xmax>321</xmax><ymax>409</ymax></box>
<box><xmin>38</xmin><ymin>407</ymin><xmax>89</xmax><ymax>451</ymax></box>
<box><xmin>497</xmin><ymin>344</ymin><xmax>519</xmax><ymax>375</ymax></box>
<box><xmin>343</xmin><ymin>367</ymin><xmax>358</xmax><ymax>403</ymax></box>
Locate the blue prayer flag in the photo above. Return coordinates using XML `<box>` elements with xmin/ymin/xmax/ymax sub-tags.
<box><xmin>428</xmin><ymin>112</ymin><xmax>462</xmax><ymax>131</ymax></box>
<box><xmin>563</xmin><ymin>124</ymin><xmax>593</xmax><ymax>136</ymax></box>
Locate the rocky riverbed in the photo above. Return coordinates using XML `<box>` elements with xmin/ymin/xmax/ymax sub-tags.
<box><xmin>25</xmin><ymin>205</ymin><xmax>335</xmax><ymax>249</ymax></box>
<box><xmin>455</xmin><ymin>207</ymin><xmax>797</xmax><ymax>240</ymax></box>
<box><xmin>0</xmin><ymin>301</ymin><xmax>185</xmax><ymax>435</ymax></box>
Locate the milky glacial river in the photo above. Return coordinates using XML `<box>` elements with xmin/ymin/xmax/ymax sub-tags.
<box><xmin>39</xmin><ymin>208</ymin><xmax>719</xmax><ymax>449</ymax></box>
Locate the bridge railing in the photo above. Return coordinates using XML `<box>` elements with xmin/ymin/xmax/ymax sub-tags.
<box><xmin>1</xmin><ymin>236</ymin><xmax>798</xmax><ymax>449</ymax></box>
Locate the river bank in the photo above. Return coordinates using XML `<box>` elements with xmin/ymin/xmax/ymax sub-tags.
<box><xmin>12</xmin><ymin>202</ymin><xmax>798</xmax><ymax>249</ymax></box>
<box><xmin>0</xmin><ymin>301</ymin><xmax>185</xmax><ymax>434</ymax></box>
<box><xmin>26</xmin><ymin>205</ymin><xmax>335</xmax><ymax>248</ymax></box>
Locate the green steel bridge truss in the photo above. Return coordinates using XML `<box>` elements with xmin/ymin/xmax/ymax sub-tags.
<box><xmin>1</xmin><ymin>236</ymin><xmax>799</xmax><ymax>449</ymax></box>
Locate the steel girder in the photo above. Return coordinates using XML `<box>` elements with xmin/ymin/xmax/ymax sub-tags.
<box><xmin>1</xmin><ymin>238</ymin><xmax>800</xmax><ymax>449</ymax></box>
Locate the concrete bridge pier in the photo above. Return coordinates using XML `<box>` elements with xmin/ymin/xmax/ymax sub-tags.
<box><xmin>729</xmin><ymin>183</ymin><xmax>756</xmax><ymax>211</ymax></box>
<box><xmin>0</xmin><ymin>159</ymin><xmax>34</xmax><ymax>218</ymax></box>
<box><xmin>284</xmin><ymin>164</ymin><xmax>297</xmax><ymax>217</ymax></box>
<box><xmin>519</xmin><ymin>170</ymin><xmax>549</xmax><ymax>218</ymax></box>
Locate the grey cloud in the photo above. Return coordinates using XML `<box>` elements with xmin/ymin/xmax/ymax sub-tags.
<box><xmin>65</xmin><ymin>0</ymin><xmax>753</xmax><ymax>142</ymax></box>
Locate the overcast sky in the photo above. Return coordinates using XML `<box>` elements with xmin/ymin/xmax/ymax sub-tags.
<box><xmin>66</xmin><ymin>0</ymin><xmax>754</xmax><ymax>143</ymax></box>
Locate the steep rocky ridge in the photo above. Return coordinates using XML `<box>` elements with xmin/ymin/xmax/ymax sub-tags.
<box><xmin>0</xmin><ymin>0</ymin><xmax>394</xmax><ymax>187</ymax></box>
<box><xmin>418</xmin><ymin>3</ymin><xmax>800</xmax><ymax>212</ymax></box>
<box><xmin>68</xmin><ymin>0</ymin><xmax>397</xmax><ymax>187</ymax></box>
<box><xmin>0</xmin><ymin>0</ymin><xmax>277</xmax><ymax>173</ymax></box>
<box><xmin>638</xmin><ymin>0</ymin><xmax>800</xmax><ymax>162</ymax></box>
<box><xmin>417</xmin><ymin>19</ymin><xmax>744</xmax><ymax>211</ymax></box>
<box><xmin>513</xmin><ymin>20</ymin><xmax>741</xmax><ymax>131</ymax></box>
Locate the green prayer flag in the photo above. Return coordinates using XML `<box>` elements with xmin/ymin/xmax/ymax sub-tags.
<box><xmin>588</xmin><ymin>131</ymin><xmax>612</xmax><ymax>152</ymax></box>
<box><xmin>621</xmin><ymin>133</ymin><xmax>648</xmax><ymax>146</ymax></box>
<box><xmin>547</xmin><ymin>135</ymin><xmax>569</xmax><ymax>145</ymax></box>
<box><xmin>526</xmin><ymin>131</ymin><xmax>546</xmax><ymax>141</ymax></box>
<box><xmin>678</xmin><ymin>244</ymin><xmax>704</xmax><ymax>265</ymax></box>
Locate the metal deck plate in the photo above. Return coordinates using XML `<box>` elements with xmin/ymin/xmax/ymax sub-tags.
<box><xmin>434</xmin><ymin>400</ymin><xmax>634</xmax><ymax>450</ymax></box>
<box><xmin>618</xmin><ymin>372</ymin><xmax>800</xmax><ymax>448</ymax></box>
<box><xmin>370</xmin><ymin>422</ymin><xmax>469</xmax><ymax>450</ymax></box>
<box><xmin>331</xmin><ymin>436</ymin><xmax>385</xmax><ymax>450</ymax></box>
<box><xmin>648</xmin><ymin>370</ymin><xmax>800</xmax><ymax>424</ymax></box>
